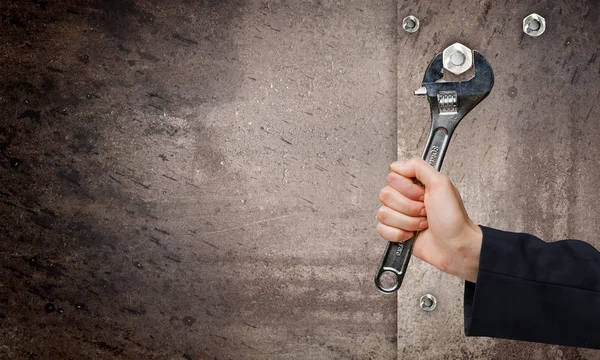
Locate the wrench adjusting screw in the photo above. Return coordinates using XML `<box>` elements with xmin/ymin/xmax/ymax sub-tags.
<box><xmin>442</xmin><ymin>43</ymin><xmax>473</xmax><ymax>76</ymax></box>
<box><xmin>402</xmin><ymin>15</ymin><xmax>420</xmax><ymax>33</ymax></box>
<box><xmin>523</xmin><ymin>13</ymin><xmax>546</xmax><ymax>37</ymax></box>
<box><xmin>420</xmin><ymin>294</ymin><xmax>437</xmax><ymax>311</ymax></box>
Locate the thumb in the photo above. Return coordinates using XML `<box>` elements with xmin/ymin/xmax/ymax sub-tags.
<box><xmin>390</xmin><ymin>158</ymin><xmax>442</xmax><ymax>187</ymax></box>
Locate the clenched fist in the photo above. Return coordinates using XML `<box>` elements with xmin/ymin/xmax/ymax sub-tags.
<box><xmin>376</xmin><ymin>158</ymin><xmax>483</xmax><ymax>283</ymax></box>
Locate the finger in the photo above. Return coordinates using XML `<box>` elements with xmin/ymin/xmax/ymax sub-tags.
<box><xmin>386</xmin><ymin>172</ymin><xmax>425</xmax><ymax>201</ymax></box>
<box><xmin>390</xmin><ymin>158</ymin><xmax>443</xmax><ymax>188</ymax></box>
<box><xmin>376</xmin><ymin>205</ymin><xmax>428</xmax><ymax>231</ymax></box>
<box><xmin>378</xmin><ymin>186</ymin><xmax>426</xmax><ymax>217</ymax></box>
<box><xmin>376</xmin><ymin>222</ymin><xmax>413</xmax><ymax>242</ymax></box>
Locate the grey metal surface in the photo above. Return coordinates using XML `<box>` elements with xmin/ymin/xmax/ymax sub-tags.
<box><xmin>397</xmin><ymin>0</ymin><xmax>600</xmax><ymax>358</ymax></box>
<box><xmin>0</xmin><ymin>0</ymin><xmax>398</xmax><ymax>359</ymax></box>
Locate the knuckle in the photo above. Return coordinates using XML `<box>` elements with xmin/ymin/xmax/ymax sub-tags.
<box><xmin>393</xmin><ymin>229</ymin><xmax>404</xmax><ymax>242</ymax></box>
<box><xmin>376</xmin><ymin>207</ymin><xmax>387</xmax><ymax>222</ymax></box>
<box><xmin>376</xmin><ymin>223</ymin><xmax>385</xmax><ymax>237</ymax></box>
<box><xmin>394</xmin><ymin>229</ymin><xmax>409</xmax><ymax>242</ymax></box>
<box><xmin>378</xmin><ymin>187</ymin><xmax>390</xmax><ymax>203</ymax></box>
<box><xmin>386</xmin><ymin>172</ymin><xmax>397</xmax><ymax>185</ymax></box>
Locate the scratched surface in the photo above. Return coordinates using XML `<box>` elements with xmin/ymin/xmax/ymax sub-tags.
<box><xmin>0</xmin><ymin>1</ymin><xmax>398</xmax><ymax>359</ymax></box>
<box><xmin>396</xmin><ymin>0</ymin><xmax>600</xmax><ymax>359</ymax></box>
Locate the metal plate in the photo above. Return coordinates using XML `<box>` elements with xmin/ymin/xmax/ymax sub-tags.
<box><xmin>397</xmin><ymin>1</ymin><xmax>600</xmax><ymax>358</ymax></box>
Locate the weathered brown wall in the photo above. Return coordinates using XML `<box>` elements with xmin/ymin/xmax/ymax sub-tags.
<box><xmin>0</xmin><ymin>1</ymin><xmax>398</xmax><ymax>359</ymax></box>
<box><xmin>4</xmin><ymin>0</ymin><xmax>598</xmax><ymax>358</ymax></box>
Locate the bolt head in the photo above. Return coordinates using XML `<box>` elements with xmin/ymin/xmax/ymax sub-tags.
<box><xmin>523</xmin><ymin>13</ymin><xmax>546</xmax><ymax>37</ymax></box>
<box><xmin>402</xmin><ymin>15</ymin><xmax>420</xmax><ymax>33</ymax></box>
<box><xmin>449</xmin><ymin>52</ymin><xmax>466</xmax><ymax>66</ymax></box>
<box><xmin>442</xmin><ymin>43</ymin><xmax>473</xmax><ymax>76</ymax></box>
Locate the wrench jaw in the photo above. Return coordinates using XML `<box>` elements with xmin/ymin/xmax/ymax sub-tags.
<box><xmin>421</xmin><ymin>51</ymin><xmax>494</xmax><ymax>170</ymax></box>
<box><xmin>422</xmin><ymin>52</ymin><xmax>494</xmax><ymax>118</ymax></box>
<box><xmin>375</xmin><ymin>49</ymin><xmax>494</xmax><ymax>294</ymax></box>
<box><xmin>421</xmin><ymin>51</ymin><xmax>494</xmax><ymax>98</ymax></box>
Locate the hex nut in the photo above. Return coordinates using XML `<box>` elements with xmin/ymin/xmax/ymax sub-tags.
<box><xmin>442</xmin><ymin>43</ymin><xmax>473</xmax><ymax>76</ymax></box>
<box><xmin>402</xmin><ymin>15</ymin><xmax>420</xmax><ymax>33</ymax></box>
<box><xmin>523</xmin><ymin>13</ymin><xmax>546</xmax><ymax>37</ymax></box>
<box><xmin>419</xmin><ymin>294</ymin><xmax>437</xmax><ymax>311</ymax></box>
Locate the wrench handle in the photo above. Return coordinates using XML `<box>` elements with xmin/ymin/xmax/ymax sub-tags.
<box><xmin>374</xmin><ymin>125</ymin><xmax>450</xmax><ymax>293</ymax></box>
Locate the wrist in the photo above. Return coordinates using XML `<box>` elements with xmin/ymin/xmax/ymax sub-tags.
<box><xmin>452</xmin><ymin>223</ymin><xmax>483</xmax><ymax>283</ymax></box>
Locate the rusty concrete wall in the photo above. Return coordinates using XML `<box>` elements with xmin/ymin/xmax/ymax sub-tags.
<box><xmin>0</xmin><ymin>0</ymin><xmax>398</xmax><ymax>359</ymax></box>
<box><xmin>396</xmin><ymin>0</ymin><xmax>600</xmax><ymax>359</ymax></box>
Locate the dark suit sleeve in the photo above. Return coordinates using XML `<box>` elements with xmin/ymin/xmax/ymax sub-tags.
<box><xmin>464</xmin><ymin>226</ymin><xmax>600</xmax><ymax>349</ymax></box>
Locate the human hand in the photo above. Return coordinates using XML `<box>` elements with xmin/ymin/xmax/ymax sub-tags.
<box><xmin>376</xmin><ymin>158</ymin><xmax>483</xmax><ymax>283</ymax></box>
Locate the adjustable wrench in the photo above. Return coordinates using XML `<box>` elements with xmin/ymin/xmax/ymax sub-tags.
<box><xmin>374</xmin><ymin>46</ymin><xmax>494</xmax><ymax>294</ymax></box>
